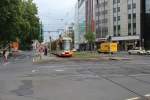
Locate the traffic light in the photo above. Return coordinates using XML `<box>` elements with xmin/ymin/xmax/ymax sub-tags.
<box><xmin>107</xmin><ymin>36</ymin><xmax>112</xmax><ymax>42</ymax></box>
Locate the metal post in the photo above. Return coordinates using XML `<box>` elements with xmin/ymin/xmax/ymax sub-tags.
<box><xmin>108</xmin><ymin>36</ymin><xmax>112</xmax><ymax>59</ymax></box>
<box><xmin>109</xmin><ymin>41</ymin><xmax>111</xmax><ymax>58</ymax></box>
<box><xmin>49</xmin><ymin>36</ymin><xmax>51</xmax><ymax>52</ymax></box>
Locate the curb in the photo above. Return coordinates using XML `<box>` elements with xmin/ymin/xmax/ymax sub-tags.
<box><xmin>33</xmin><ymin>56</ymin><xmax>132</xmax><ymax>64</ymax></box>
<box><xmin>108</xmin><ymin>57</ymin><xmax>132</xmax><ymax>61</ymax></box>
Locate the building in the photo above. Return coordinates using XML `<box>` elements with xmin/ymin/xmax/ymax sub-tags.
<box><xmin>142</xmin><ymin>0</ymin><xmax>150</xmax><ymax>49</ymax></box>
<box><xmin>74</xmin><ymin>0</ymin><xmax>86</xmax><ymax>50</ymax></box>
<box><xmin>94</xmin><ymin>0</ymin><xmax>111</xmax><ymax>42</ymax></box>
<box><xmin>85</xmin><ymin>0</ymin><xmax>95</xmax><ymax>33</ymax></box>
<box><xmin>94</xmin><ymin>0</ymin><xmax>150</xmax><ymax>50</ymax></box>
<box><xmin>111</xmin><ymin>0</ymin><xmax>141</xmax><ymax>50</ymax></box>
<box><xmin>74</xmin><ymin>2</ymin><xmax>80</xmax><ymax>49</ymax></box>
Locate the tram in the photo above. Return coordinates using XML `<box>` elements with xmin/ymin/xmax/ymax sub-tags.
<box><xmin>52</xmin><ymin>37</ymin><xmax>73</xmax><ymax>57</ymax></box>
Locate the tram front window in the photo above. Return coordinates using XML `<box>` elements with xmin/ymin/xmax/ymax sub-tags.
<box><xmin>63</xmin><ymin>40</ymin><xmax>71</xmax><ymax>51</ymax></box>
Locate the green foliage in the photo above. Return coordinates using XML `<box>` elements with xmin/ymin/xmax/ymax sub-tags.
<box><xmin>0</xmin><ymin>0</ymin><xmax>43</xmax><ymax>49</ymax></box>
<box><xmin>84</xmin><ymin>25</ymin><xmax>96</xmax><ymax>51</ymax></box>
<box><xmin>84</xmin><ymin>30</ymin><xmax>95</xmax><ymax>43</ymax></box>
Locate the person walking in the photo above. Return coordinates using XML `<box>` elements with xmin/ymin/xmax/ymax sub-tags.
<box><xmin>44</xmin><ymin>46</ymin><xmax>48</xmax><ymax>56</ymax></box>
<box><xmin>2</xmin><ymin>49</ymin><xmax>9</xmax><ymax>65</ymax></box>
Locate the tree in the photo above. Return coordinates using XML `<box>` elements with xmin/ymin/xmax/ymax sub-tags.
<box><xmin>0</xmin><ymin>0</ymin><xmax>22</xmax><ymax>44</ymax></box>
<box><xmin>84</xmin><ymin>28</ymin><xmax>95</xmax><ymax>51</ymax></box>
<box><xmin>0</xmin><ymin>0</ymin><xmax>43</xmax><ymax>50</ymax></box>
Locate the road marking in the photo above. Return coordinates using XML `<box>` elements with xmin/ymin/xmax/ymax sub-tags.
<box><xmin>145</xmin><ymin>94</ymin><xmax>150</xmax><ymax>97</ymax></box>
<box><xmin>32</xmin><ymin>70</ymin><xmax>39</xmax><ymax>73</ymax></box>
<box><xmin>126</xmin><ymin>97</ymin><xmax>140</xmax><ymax>100</ymax></box>
<box><xmin>129</xmin><ymin>74</ymin><xmax>150</xmax><ymax>77</ymax></box>
<box><xmin>126</xmin><ymin>93</ymin><xmax>150</xmax><ymax>100</ymax></box>
<box><xmin>55</xmin><ymin>69</ymin><xmax>64</xmax><ymax>72</ymax></box>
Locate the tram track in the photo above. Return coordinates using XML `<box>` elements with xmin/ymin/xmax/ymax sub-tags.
<box><xmin>87</xmin><ymin>68</ymin><xmax>150</xmax><ymax>100</ymax></box>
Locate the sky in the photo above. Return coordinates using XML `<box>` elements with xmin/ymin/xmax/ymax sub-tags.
<box><xmin>33</xmin><ymin>0</ymin><xmax>77</xmax><ymax>42</ymax></box>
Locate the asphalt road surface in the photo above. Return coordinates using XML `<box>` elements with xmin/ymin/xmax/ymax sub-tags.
<box><xmin>0</xmin><ymin>52</ymin><xmax>150</xmax><ymax>100</ymax></box>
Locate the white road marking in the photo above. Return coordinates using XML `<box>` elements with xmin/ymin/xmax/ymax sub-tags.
<box><xmin>145</xmin><ymin>94</ymin><xmax>150</xmax><ymax>97</ymax></box>
<box><xmin>126</xmin><ymin>97</ymin><xmax>140</xmax><ymax>100</ymax></box>
<box><xmin>32</xmin><ymin>70</ymin><xmax>39</xmax><ymax>73</ymax></box>
<box><xmin>55</xmin><ymin>69</ymin><xmax>64</xmax><ymax>72</ymax></box>
<box><xmin>126</xmin><ymin>93</ymin><xmax>150</xmax><ymax>100</ymax></box>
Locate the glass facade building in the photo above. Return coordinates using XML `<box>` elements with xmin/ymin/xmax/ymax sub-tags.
<box><xmin>78</xmin><ymin>0</ymin><xmax>86</xmax><ymax>43</ymax></box>
<box><xmin>146</xmin><ymin>0</ymin><xmax>150</xmax><ymax>13</ymax></box>
<box><xmin>142</xmin><ymin>0</ymin><xmax>150</xmax><ymax>49</ymax></box>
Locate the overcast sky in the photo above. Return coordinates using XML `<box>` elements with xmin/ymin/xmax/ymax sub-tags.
<box><xmin>33</xmin><ymin>0</ymin><xmax>76</xmax><ymax>41</ymax></box>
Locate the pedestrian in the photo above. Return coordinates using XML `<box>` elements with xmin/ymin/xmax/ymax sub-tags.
<box><xmin>38</xmin><ymin>44</ymin><xmax>43</xmax><ymax>60</ymax></box>
<box><xmin>44</xmin><ymin>46</ymin><xmax>48</xmax><ymax>56</ymax></box>
<box><xmin>2</xmin><ymin>49</ymin><xmax>9</xmax><ymax>64</ymax></box>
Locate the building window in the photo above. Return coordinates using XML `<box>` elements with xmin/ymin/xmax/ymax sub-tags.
<box><xmin>133</xmin><ymin>23</ymin><xmax>136</xmax><ymax>35</ymax></box>
<box><xmin>102</xmin><ymin>19</ymin><xmax>108</xmax><ymax>23</ymax></box>
<box><xmin>128</xmin><ymin>14</ymin><xmax>131</xmax><ymax>19</ymax></box>
<box><xmin>133</xmin><ymin>3</ymin><xmax>136</xmax><ymax>9</ymax></box>
<box><xmin>118</xmin><ymin>16</ymin><xmax>120</xmax><ymax>21</ymax></box>
<box><xmin>133</xmin><ymin>32</ymin><xmax>136</xmax><ymax>35</ymax></box>
<box><xmin>128</xmin><ymin>33</ymin><xmax>131</xmax><ymax>35</ymax></box>
<box><xmin>133</xmin><ymin>13</ymin><xmax>136</xmax><ymax>23</ymax></box>
<box><xmin>133</xmin><ymin>13</ymin><xmax>136</xmax><ymax>18</ymax></box>
<box><xmin>114</xmin><ymin>26</ymin><xmax>116</xmax><ymax>35</ymax></box>
<box><xmin>118</xmin><ymin>25</ymin><xmax>120</xmax><ymax>30</ymax></box>
<box><xmin>113</xmin><ymin>0</ymin><xmax>116</xmax><ymax>4</ymax></box>
<box><xmin>128</xmin><ymin>14</ymin><xmax>131</xmax><ymax>23</ymax></box>
<box><xmin>104</xmin><ymin>1</ymin><xmax>108</xmax><ymax>6</ymax></box>
<box><xmin>128</xmin><ymin>0</ymin><xmax>132</xmax><ymax>4</ymax></box>
<box><xmin>118</xmin><ymin>25</ymin><xmax>121</xmax><ymax>36</ymax></box>
<box><xmin>128</xmin><ymin>4</ymin><xmax>131</xmax><ymax>10</ymax></box>
<box><xmin>104</xmin><ymin>10</ymin><xmax>108</xmax><ymax>14</ymax></box>
<box><xmin>113</xmin><ymin>17</ymin><xmax>116</xmax><ymax>22</ymax></box>
<box><xmin>117</xmin><ymin>7</ymin><xmax>120</xmax><ymax>12</ymax></box>
<box><xmin>96</xmin><ymin>0</ymin><xmax>99</xmax><ymax>5</ymax></box>
<box><xmin>128</xmin><ymin>23</ymin><xmax>131</xmax><ymax>28</ymax></box>
<box><xmin>133</xmin><ymin>23</ymin><xmax>136</xmax><ymax>28</ymax></box>
<box><xmin>128</xmin><ymin>23</ymin><xmax>131</xmax><ymax>35</ymax></box>
<box><xmin>113</xmin><ymin>8</ymin><xmax>116</xmax><ymax>13</ymax></box>
<box><xmin>117</xmin><ymin>0</ymin><xmax>120</xmax><ymax>3</ymax></box>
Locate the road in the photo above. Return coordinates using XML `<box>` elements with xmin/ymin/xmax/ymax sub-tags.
<box><xmin>0</xmin><ymin>51</ymin><xmax>150</xmax><ymax>100</ymax></box>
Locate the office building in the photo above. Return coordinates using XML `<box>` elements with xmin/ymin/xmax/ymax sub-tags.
<box><xmin>94</xmin><ymin>0</ymin><xmax>150</xmax><ymax>50</ymax></box>
<box><xmin>74</xmin><ymin>0</ymin><xmax>86</xmax><ymax>50</ymax></box>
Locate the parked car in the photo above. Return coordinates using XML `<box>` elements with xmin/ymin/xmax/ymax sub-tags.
<box><xmin>128</xmin><ymin>48</ymin><xmax>146</xmax><ymax>55</ymax></box>
<box><xmin>146</xmin><ymin>50</ymin><xmax>150</xmax><ymax>55</ymax></box>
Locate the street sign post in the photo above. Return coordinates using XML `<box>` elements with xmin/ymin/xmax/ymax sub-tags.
<box><xmin>107</xmin><ymin>36</ymin><xmax>112</xmax><ymax>58</ymax></box>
